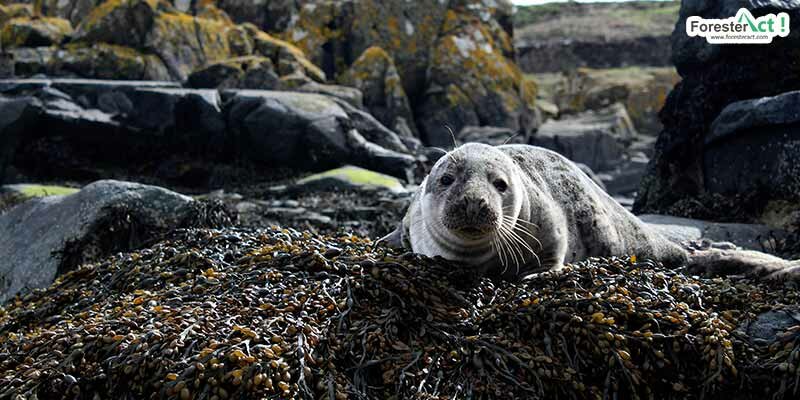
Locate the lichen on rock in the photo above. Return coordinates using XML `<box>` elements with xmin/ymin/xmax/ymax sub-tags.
<box><xmin>1</xmin><ymin>16</ymin><xmax>73</xmax><ymax>48</ymax></box>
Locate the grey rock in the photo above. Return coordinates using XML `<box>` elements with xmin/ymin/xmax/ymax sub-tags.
<box><xmin>457</xmin><ymin>126</ymin><xmax>522</xmax><ymax>146</ymax></box>
<box><xmin>533</xmin><ymin>103</ymin><xmax>637</xmax><ymax>172</ymax></box>
<box><xmin>0</xmin><ymin>180</ymin><xmax>195</xmax><ymax>303</ymax></box>
<box><xmin>295</xmin><ymin>82</ymin><xmax>364</xmax><ymax>109</ymax></box>
<box><xmin>640</xmin><ymin>214</ymin><xmax>787</xmax><ymax>251</ymax></box>
<box><xmin>739</xmin><ymin>309</ymin><xmax>800</xmax><ymax>344</ymax></box>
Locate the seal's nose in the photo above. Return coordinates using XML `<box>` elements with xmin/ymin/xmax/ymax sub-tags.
<box><xmin>464</xmin><ymin>197</ymin><xmax>488</xmax><ymax>222</ymax></box>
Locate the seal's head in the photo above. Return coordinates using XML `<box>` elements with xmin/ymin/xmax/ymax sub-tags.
<box><xmin>419</xmin><ymin>143</ymin><xmax>527</xmax><ymax>249</ymax></box>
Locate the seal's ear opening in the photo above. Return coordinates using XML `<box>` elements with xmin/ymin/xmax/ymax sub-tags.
<box><xmin>377</xmin><ymin>228</ymin><xmax>403</xmax><ymax>249</ymax></box>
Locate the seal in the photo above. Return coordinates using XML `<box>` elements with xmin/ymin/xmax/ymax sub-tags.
<box><xmin>382</xmin><ymin>143</ymin><xmax>797</xmax><ymax>280</ymax></box>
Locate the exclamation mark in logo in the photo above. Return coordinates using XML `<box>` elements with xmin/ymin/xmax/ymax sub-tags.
<box><xmin>781</xmin><ymin>14</ymin><xmax>787</xmax><ymax>34</ymax></box>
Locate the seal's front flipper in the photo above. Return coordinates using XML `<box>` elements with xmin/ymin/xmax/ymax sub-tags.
<box><xmin>376</xmin><ymin>228</ymin><xmax>404</xmax><ymax>249</ymax></box>
<box><xmin>686</xmin><ymin>249</ymin><xmax>799</xmax><ymax>279</ymax></box>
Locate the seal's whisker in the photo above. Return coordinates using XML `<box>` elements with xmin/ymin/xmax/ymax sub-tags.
<box><xmin>502</xmin><ymin>223</ymin><xmax>542</xmax><ymax>271</ymax></box>
<box><xmin>508</xmin><ymin>220</ymin><xmax>544</xmax><ymax>251</ymax></box>
<box><xmin>497</xmin><ymin>228</ymin><xmax>518</xmax><ymax>274</ymax></box>
<box><xmin>513</xmin><ymin>217</ymin><xmax>540</xmax><ymax>230</ymax></box>
<box><xmin>499</xmin><ymin>225</ymin><xmax>525</xmax><ymax>272</ymax></box>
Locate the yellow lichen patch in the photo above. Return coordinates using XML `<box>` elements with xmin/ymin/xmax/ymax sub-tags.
<box><xmin>0</xmin><ymin>16</ymin><xmax>72</xmax><ymax>48</ymax></box>
<box><xmin>244</xmin><ymin>24</ymin><xmax>325</xmax><ymax>82</ymax></box>
<box><xmin>0</xmin><ymin>3</ymin><xmax>32</xmax><ymax>26</ymax></box>
<box><xmin>78</xmin><ymin>0</ymin><xmax>161</xmax><ymax>37</ymax></box>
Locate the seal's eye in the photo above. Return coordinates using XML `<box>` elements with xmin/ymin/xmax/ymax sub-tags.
<box><xmin>440</xmin><ymin>175</ymin><xmax>454</xmax><ymax>186</ymax></box>
<box><xmin>493</xmin><ymin>179</ymin><xmax>508</xmax><ymax>193</ymax></box>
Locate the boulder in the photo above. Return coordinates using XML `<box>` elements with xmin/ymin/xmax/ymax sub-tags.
<box><xmin>294</xmin><ymin>81</ymin><xmax>363</xmax><ymax>108</ymax></box>
<box><xmin>1</xmin><ymin>183</ymin><xmax>79</xmax><ymax>198</ymax></box>
<box><xmin>701</xmin><ymin>91</ymin><xmax>800</xmax><ymax>213</ymax></box>
<box><xmin>0</xmin><ymin>3</ymin><xmax>32</xmax><ymax>27</ymax></box>
<box><xmin>418</xmin><ymin>9</ymin><xmax>537</xmax><ymax>146</ymax></box>
<box><xmin>224</xmin><ymin>89</ymin><xmax>415</xmax><ymax>180</ymax></box>
<box><xmin>0</xmin><ymin>16</ymin><xmax>73</xmax><ymax>48</ymax></box>
<box><xmin>0</xmin><ymin>79</ymin><xmax>417</xmax><ymax>184</ymax></box>
<box><xmin>339</xmin><ymin>46</ymin><xmax>416</xmax><ymax>136</ymax></box>
<box><xmin>294</xmin><ymin>165</ymin><xmax>407</xmax><ymax>193</ymax></box>
<box><xmin>635</xmin><ymin>0</ymin><xmax>800</xmax><ymax>223</ymax></box>
<box><xmin>187</xmin><ymin>56</ymin><xmax>282</xmax><ymax>89</ymax></box>
<box><xmin>0</xmin><ymin>180</ymin><xmax>198</xmax><ymax>302</ymax></box>
<box><xmin>555</xmin><ymin>67</ymin><xmax>680</xmax><ymax>135</ymax></box>
<box><xmin>532</xmin><ymin>103</ymin><xmax>637</xmax><ymax>172</ymax></box>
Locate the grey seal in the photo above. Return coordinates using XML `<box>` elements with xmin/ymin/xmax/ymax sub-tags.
<box><xmin>383</xmin><ymin>143</ymin><xmax>798</xmax><ymax>280</ymax></box>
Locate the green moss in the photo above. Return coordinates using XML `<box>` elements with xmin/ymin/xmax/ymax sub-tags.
<box><xmin>4</xmin><ymin>184</ymin><xmax>79</xmax><ymax>198</ymax></box>
<box><xmin>297</xmin><ymin>166</ymin><xmax>405</xmax><ymax>192</ymax></box>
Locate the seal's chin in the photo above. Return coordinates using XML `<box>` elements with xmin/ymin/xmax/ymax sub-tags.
<box><xmin>452</xmin><ymin>225</ymin><xmax>494</xmax><ymax>240</ymax></box>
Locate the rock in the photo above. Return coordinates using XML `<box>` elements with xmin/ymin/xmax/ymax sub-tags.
<box><xmin>598</xmin><ymin>155</ymin><xmax>650</xmax><ymax>196</ymax></box>
<box><xmin>532</xmin><ymin>103</ymin><xmax>637</xmax><ymax>172</ymax></box>
<box><xmin>740</xmin><ymin>310</ymin><xmax>800</xmax><ymax>344</ymax></box>
<box><xmin>0</xmin><ymin>180</ymin><xmax>197</xmax><ymax>302</ymax></box>
<box><xmin>217</xmin><ymin>0</ymin><xmax>532</xmax><ymax>146</ymax></box>
<box><xmin>456</xmin><ymin>125</ymin><xmax>521</xmax><ymax>146</ymax></box>
<box><xmin>339</xmin><ymin>46</ymin><xmax>416</xmax><ymax>136</ymax></box>
<box><xmin>554</xmin><ymin>67</ymin><xmax>680</xmax><ymax>136</ymax></box>
<box><xmin>635</xmin><ymin>0</ymin><xmax>800</xmax><ymax>222</ymax></box>
<box><xmin>1</xmin><ymin>16</ymin><xmax>73</xmax><ymax>48</ymax></box>
<box><xmin>0</xmin><ymin>79</ymin><xmax>416</xmax><ymax>184</ymax></box>
<box><xmin>186</xmin><ymin>56</ymin><xmax>282</xmax><ymax>90</ymax></box>
<box><xmin>514</xmin><ymin>2</ymin><xmax>677</xmax><ymax>72</ymax></box>
<box><xmin>9</xmin><ymin>44</ymin><xmax>172</xmax><ymax>80</ymax></box>
<box><xmin>295</xmin><ymin>81</ymin><xmax>363</xmax><ymax>108</ymax></box>
<box><xmin>418</xmin><ymin>9</ymin><xmax>537</xmax><ymax>146</ymax></box>
<box><xmin>295</xmin><ymin>165</ymin><xmax>407</xmax><ymax>193</ymax></box>
<box><xmin>223</xmin><ymin>89</ymin><xmax>415</xmax><ymax>179</ymax></box>
<box><xmin>639</xmin><ymin>214</ymin><xmax>787</xmax><ymax>251</ymax></box>
<box><xmin>701</xmin><ymin>91</ymin><xmax>800</xmax><ymax>210</ymax></box>
<box><xmin>0</xmin><ymin>3</ymin><xmax>32</xmax><ymax>27</ymax></box>
<box><xmin>1</xmin><ymin>183</ymin><xmax>79</xmax><ymax>198</ymax></box>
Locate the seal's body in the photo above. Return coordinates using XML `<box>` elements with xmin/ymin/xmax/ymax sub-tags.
<box><xmin>384</xmin><ymin>143</ymin><xmax>795</xmax><ymax>280</ymax></box>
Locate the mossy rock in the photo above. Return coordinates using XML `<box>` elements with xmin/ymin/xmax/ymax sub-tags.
<box><xmin>339</xmin><ymin>46</ymin><xmax>416</xmax><ymax>135</ymax></box>
<box><xmin>242</xmin><ymin>23</ymin><xmax>325</xmax><ymax>84</ymax></box>
<box><xmin>0</xmin><ymin>16</ymin><xmax>73</xmax><ymax>48</ymax></box>
<box><xmin>10</xmin><ymin>43</ymin><xmax>171</xmax><ymax>80</ymax></box>
<box><xmin>187</xmin><ymin>56</ymin><xmax>281</xmax><ymax>89</ymax></box>
<box><xmin>295</xmin><ymin>165</ymin><xmax>406</xmax><ymax>193</ymax></box>
<box><xmin>0</xmin><ymin>3</ymin><xmax>32</xmax><ymax>26</ymax></box>
<box><xmin>418</xmin><ymin>9</ymin><xmax>537</xmax><ymax>146</ymax></box>
<box><xmin>555</xmin><ymin>67</ymin><xmax>681</xmax><ymax>135</ymax></box>
<box><xmin>1</xmin><ymin>184</ymin><xmax>79</xmax><ymax>198</ymax></box>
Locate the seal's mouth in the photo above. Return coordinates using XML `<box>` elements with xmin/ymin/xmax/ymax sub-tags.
<box><xmin>452</xmin><ymin>224</ymin><xmax>494</xmax><ymax>239</ymax></box>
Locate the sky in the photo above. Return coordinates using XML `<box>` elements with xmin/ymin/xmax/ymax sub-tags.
<box><xmin>512</xmin><ymin>0</ymin><xmax>663</xmax><ymax>5</ymax></box>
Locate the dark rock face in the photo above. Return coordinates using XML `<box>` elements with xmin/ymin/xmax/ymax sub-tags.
<box><xmin>517</xmin><ymin>36</ymin><xmax>672</xmax><ymax>73</ymax></box>
<box><xmin>635</xmin><ymin>0</ymin><xmax>800</xmax><ymax>226</ymax></box>
<box><xmin>0</xmin><ymin>180</ymin><xmax>193</xmax><ymax>302</ymax></box>
<box><xmin>0</xmin><ymin>79</ymin><xmax>417</xmax><ymax>186</ymax></box>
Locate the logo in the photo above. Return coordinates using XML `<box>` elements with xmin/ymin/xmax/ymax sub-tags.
<box><xmin>686</xmin><ymin>8</ymin><xmax>790</xmax><ymax>44</ymax></box>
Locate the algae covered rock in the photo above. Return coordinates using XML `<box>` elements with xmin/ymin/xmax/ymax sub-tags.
<box><xmin>0</xmin><ymin>180</ymin><xmax>197</xmax><ymax>302</ymax></box>
<box><xmin>0</xmin><ymin>16</ymin><xmax>73</xmax><ymax>48</ymax></box>
<box><xmin>339</xmin><ymin>46</ymin><xmax>416</xmax><ymax>136</ymax></box>
<box><xmin>295</xmin><ymin>165</ymin><xmax>407</xmax><ymax>193</ymax></box>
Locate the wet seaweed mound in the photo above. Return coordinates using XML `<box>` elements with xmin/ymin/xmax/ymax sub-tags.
<box><xmin>2</xmin><ymin>228</ymin><xmax>800</xmax><ymax>399</ymax></box>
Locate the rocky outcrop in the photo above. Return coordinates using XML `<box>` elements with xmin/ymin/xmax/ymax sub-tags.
<box><xmin>339</xmin><ymin>46</ymin><xmax>416</xmax><ymax>137</ymax></box>
<box><xmin>0</xmin><ymin>179</ymin><xmax>231</xmax><ymax>302</ymax></box>
<box><xmin>514</xmin><ymin>1</ymin><xmax>677</xmax><ymax>72</ymax></box>
<box><xmin>532</xmin><ymin>103</ymin><xmax>637</xmax><ymax>172</ymax></box>
<box><xmin>635</xmin><ymin>0</ymin><xmax>800</xmax><ymax>228</ymax></box>
<box><xmin>1</xmin><ymin>16</ymin><xmax>73</xmax><ymax>48</ymax></box>
<box><xmin>554</xmin><ymin>67</ymin><xmax>680</xmax><ymax>136</ymax></box>
<box><xmin>0</xmin><ymin>79</ymin><xmax>417</xmax><ymax>185</ymax></box>
<box><xmin>640</xmin><ymin>214</ymin><xmax>787</xmax><ymax>252</ymax></box>
<box><xmin>214</xmin><ymin>0</ymin><xmax>535</xmax><ymax>146</ymax></box>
